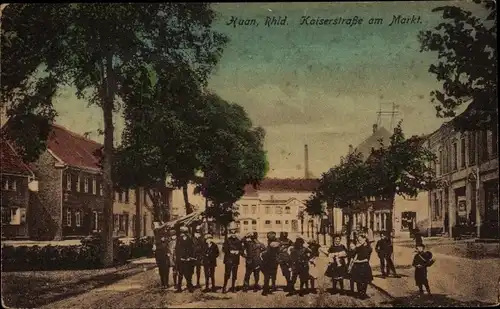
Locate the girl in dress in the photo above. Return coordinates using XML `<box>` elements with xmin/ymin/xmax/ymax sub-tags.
<box><xmin>349</xmin><ymin>234</ymin><xmax>373</xmax><ymax>299</ymax></box>
<box><xmin>326</xmin><ymin>235</ymin><xmax>348</xmax><ymax>294</ymax></box>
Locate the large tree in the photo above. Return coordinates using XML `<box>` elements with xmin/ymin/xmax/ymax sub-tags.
<box><xmin>307</xmin><ymin>152</ymin><xmax>372</xmax><ymax>247</ymax></box>
<box><xmin>366</xmin><ymin>122</ymin><xmax>438</xmax><ymax>231</ymax></box>
<box><xmin>1</xmin><ymin>3</ymin><xmax>228</xmax><ymax>266</ymax></box>
<box><xmin>418</xmin><ymin>0</ymin><xmax>497</xmax><ymax>132</ymax></box>
<box><xmin>197</xmin><ymin>93</ymin><xmax>269</xmax><ymax>235</ymax></box>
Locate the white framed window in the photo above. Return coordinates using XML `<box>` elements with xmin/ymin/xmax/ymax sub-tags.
<box><xmin>76</xmin><ymin>176</ymin><xmax>81</xmax><ymax>192</ymax></box>
<box><xmin>11</xmin><ymin>180</ymin><xmax>17</xmax><ymax>191</ymax></box>
<box><xmin>66</xmin><ymin>173</ymin><xmax>72</xmax><ymax>191</ymax></box>
<box><xmin>243</xmin><ymin>220</ymin><xmax>249</xmax><ymax>225</ymax></box>
<box><xmin>99</xmin><ymin>183</ymin><xmax>103</xmax><ymax>196</ymax></box>
<box><xmin>264</xmin><ymin>220</ymin><xmax>271</xmax><ymax>227</ymax></box>
<box><xmin>265</xmin><ymin>206</ymin><xmax>271</xmax><ymax>214</ymax></box>
<box><xmin>75</xmin><ymin>211</ymin><xmax>81</xmax><ymax>227</ymax></box>
<box><xmin>275</xmin><ymin>206</ymin><xmax>282</xmax><ymax>215</ymax></box>
<box><xmin>276</xmin><ymin>220</ymin><xmax>281</xmax><ymax>225</ymax></box>
<box><xmin>93</xmin><ymin>211</ymin><xmax>99</xmax><ymax>232</ymax></box>
<box><xmin>2</xmin><ymin>208</ymin><xmax>20</xmax><ymax>225</ymax></box>
<box><xmin>251</xmin><ymin>205</ymin><xmax>257</xmax><ymax>214</ymax></box>
<box><xmin>285</xmin><ymin>220</ymin><xmax>289</xmax><ymax>225</ymax></box>
<box><xmin>243</xmin><ymin>205</ymin><xmax>249</xmax><ymax>215</ymax></box>
<box><xmin>3</xmin><ymin>179</ymin><xmax>8</xmax><ymax>190</ymax></box>
<box><xmin>285</xmin><ymin>206</ymin><xmax>291</xmax><ymax>214</ymax></box>
<box><xmin>66</xmin><ymin>209</ymin><xmax>72</xmax><ymax>226</ymax></box>
<box><xmin>92</xmin><ymin>178</ymin><xmax>97</xmax><ymax>195</ymax></box>
<box><xmin>84</xmin><ymin>177</ymin><xmax>89</xmax><ymax>193</ymax></box>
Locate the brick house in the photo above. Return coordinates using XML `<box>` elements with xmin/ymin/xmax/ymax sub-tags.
<box><xmin>1</xmin><ymin>138</ymin><xmax>36</xmax><ymax>239</ymax></box>
<box><xmin>2</xmin><ymin>123</ymin><xmax>156</xmax><ymax>240</ymax></box>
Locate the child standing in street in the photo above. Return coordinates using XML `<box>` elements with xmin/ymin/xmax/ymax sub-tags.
<box><xmin>412</xmin><ymin>243</ymin><xmax>434</xmax><ymax>295</ymax></box>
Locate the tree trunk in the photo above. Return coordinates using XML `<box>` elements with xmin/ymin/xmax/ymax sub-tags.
<box><xmin>146</xmin><ymin>189</ymin><xmax>162</xmax><ymax>222</ymax></box>
<box><xmin>183</xmin><ymin>183</ymin><xmax>192</xmax><ymax>214</ymax></box>
<box><xmin>300</xmin><ymin>219</ymin><xmax>304</xmax><ymax>235</ymax></box>
<box><xmin>135</xmin><ymin>188</ymin><xmax>141</xmax><ymax>240</ymax></box>
<box><xmin>100</xmin><ymin>89</ymin><xmax>115</xmax><ymax>268</ymax></box>
<box><xmin>347</xmin><ymin>212</ymin><xmax>354</xmax><ymax>249</ymax></box>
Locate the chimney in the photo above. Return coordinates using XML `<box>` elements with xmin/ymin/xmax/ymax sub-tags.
<box><xmin>372</xmin><ymin>124</ymin><xmax>378</xmax><ymax>133</ymax></box>
<box><xmin>348</xmin><ymin>144</ymin><xmax>353</xmax><ymax>154</ymax></box>
<box><xmin>304</xmin><ymin>144</ymin><xmax>309</xmax><ymax>179</ymax></box>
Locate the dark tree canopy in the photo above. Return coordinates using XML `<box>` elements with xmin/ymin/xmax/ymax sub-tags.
<box><xmin>418</xmin><ymin>0</ymin><xmax>497</xmax><ymax>132</ymax></box>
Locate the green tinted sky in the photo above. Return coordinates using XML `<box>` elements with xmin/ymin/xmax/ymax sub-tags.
<box><xmin>49</xmin><ymin>1</ymin><xmax>488</xmax><ymax>178</ymax></box>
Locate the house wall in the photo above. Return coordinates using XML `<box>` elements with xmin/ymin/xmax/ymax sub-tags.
<box><xmin>427</xmin><ymin>124</ymin><xmax>499</xmax><ymax>238</ymax></box>
<box><xmin>1</xmin><ymin>174</ymin><xmax>30</xmax><ymax>238</ymax></box>
<box><xmin>170</xmin><ymin>183</ymin><xmax>207</xmax><ymax>218</ymax></box>
<box><xmin>28</xmin><ymin>150</ymin><xmax>64</xmax><ymax>240</ymax></box>
<box><xmin>393</xmin><ymin>192</ymin><xmax>429</xmax><ymax>237</ymax></box>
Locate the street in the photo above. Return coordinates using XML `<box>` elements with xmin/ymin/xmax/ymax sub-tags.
<box><xmin>39</xmin><ymin>243</ymin><xmax>499</xmax><ymax>308</ymax></box>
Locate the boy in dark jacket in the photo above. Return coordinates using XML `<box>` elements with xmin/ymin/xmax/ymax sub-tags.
<box><xmin>261</xmin><ymin>240</ymin><xmax>280</xmax><ymax>296</ymax></box>
<box><xmin>375</xmin><ymin>233</ymin><xmax>397</xmax><ymax>277</ymax></box>
<box><xmin>222</xmin><ymin>227</ymin><xmax>243</xmax><ymax>293</ymax></box>
<box><xmin>202</xmin><ymin>234</ymin><xmax>219</xmax><ymax>292</ymax></box>
<box><xmin>412</xmin><ymin>243</ymin><xmax>433</xmax><ymax>295</ymax></box>
<box><xmin>175</xmin><ymin>226</ymin><xmax>195</xmax><ymax>293</ymax></box>
<box><xmin>192</xmin><ymin>225</ymin><xmax>205</xmax><ymax>288</ymax></box>
<box><xmin>288</xmin><ymin>237</ymin><xmax>312</xmax><ymax>297</ymax></box>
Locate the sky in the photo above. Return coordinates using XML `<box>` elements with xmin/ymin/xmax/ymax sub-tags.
<box><xmin>13</xmin><ymin>1</ymin><xmax>489</xmax><ymax>179</ymax></box>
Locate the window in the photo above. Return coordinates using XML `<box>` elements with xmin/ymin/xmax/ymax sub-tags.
<box><xmin>243</xmin><ymin>220</ymin><xmax>249</xmax><ymax>225</ymax></box>
<box><xmin>275</xmin><ymin>220</ymin><xmax>281</xmax><ymax>225</ymax></box>
<box><xmin>460</xmin><ymin>138</ymin><xmax>466</xmax><ymax>168</ymax></box>
<box><xmin>66</xmin><ymin>174</ymin><xmax>72</xmax><ymax>191</ymax></box>
<box><xmin>76</xmin><ymin>176</ymin><xmax>81</xmax><ymax>192</ymax></box>
<box><xmin>92</xmin><ymin>211</ymin><xmax>99</xmax><ymax>232</ymax></box>
<box><xmin>452</xmin><ymin>142</ymin><xmax>458</xmax><ymax>171</ymax></box>
<box><xmin>114</xmin><ymin>214</ymin><xmax>119</xmax><ymax>231</ymax></box>
<box><xmin>264</xmin><ymin>220</ymin><xmax>271</xmax><ymax>226</ymax></box>
<box><xmin>99</xmin><ymin>183</ymin><xmax>103</xmax><ymax>196</ymax></box>
<box><xmin>11</xmin><ymin>180</ymin><xmax>17</xmax><ymax>191</ymax></box>
<box><xmin>125</xmin><ymin>190</ymin><xmax>129</xmax><ymax>203</ymax></box>
<box><xmin>66</xmin><ymin>209</ymin><xmax>72</xmax><ymax>226</ymax></box>
<box><xmin>438</xmin><ymin>149</ymin><xmax>443</xmax><ymax>175</ymax></box>
<box><xmin>265</xmin><ymin>206</ymin><xmax>271</xmax><ymax>214</ymax></box>
<box><xmin>492</xmin><ymin>128</ymin><xmax>498</xmax><ymax>157</ymax></box>
<box><xmin>2</xmin><ymin>207</ymin><xmax>20</xmax><ymax>225</ymax></box>
<box><xmin>121</xmin><ymin>214</ymin><xmax>127</xmax><ymax>231</ymax></box>
<box><xmin>252</xmin><ymin>225</ymin><xmax>257</xmax><ymax>231</ymax></box>
<box><xmin>92</xmin><ymin>178</ymin><xmax>97</xmax><ymax>195</ymax></box>
<box><xmin>285</xmin><ymin>206</ymin><xmax>291</xmax><ymax>214</ymax></box>
<box><xmin>2</xmin><ymin>178</ymin><xmax>8</xmax><ymax>190</ymax></box>
<box><xmin>252</xmin><ymin>220</ymin><xmax>257</xmax><ymax>225</ymax></box>
<box><xmin>275</xmin><ymin>206</ymin><xmax>282</xmax><ymax>214</ymax></box>
<box><xmin>481</xmin><ymin>130</ymin><xmax>489</xmax><ymax>162</ymax></box>
<box><xmin>75</xmin><ymin>211</ymin><xmax>81</xmax><ymax>227</ymax></box>
<box><xmin>118</xmin><ymin>190</ymin><xmax>123</xmax><ymax>203</ymax></box>
<box><xmin>469</xmin><ymin>132</ymin><xmax>476</xmax><ymax>165</ymax></box>
<box><xmin>251</xmin><ymin>205</ymin><xmax>257</xmax><ymax>214</ymax></box>
<box><xmin>84</xmin><ymin>177</ymin><xmax>89</xmax><ymax>193</ymax></box>
<box><xmin>243</xmin><ymin>205</ymin><xmax>249</xmax><ymax>215</ymax></box>
<box><xmin>285</xmin><ymin>220</ymin><xmax>289</xmax><ymax>225</ymax></box>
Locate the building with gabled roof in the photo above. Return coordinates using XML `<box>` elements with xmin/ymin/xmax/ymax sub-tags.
<box><xmin>2</xmin><ymin>122</ymin><xmax>156</xmax><ymax>240</ymax></box>
<box><xmin>1</xmin><ymin>137</ymin><xmax>36</xmax><ymax>239</ymax></box>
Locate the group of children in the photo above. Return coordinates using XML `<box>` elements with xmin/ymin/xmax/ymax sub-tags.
<box><xmin>155</xmin><ymin>225</ymin><xmax>435</xmax><ymax>297</ymax></box>
<box><xmin>325</xmin><ymin>231</ymin><xmax>435</xmax><ymax>299</ymax></box>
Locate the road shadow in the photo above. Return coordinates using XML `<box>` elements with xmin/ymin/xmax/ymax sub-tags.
<box><xmin>380</xmin><ymin>293</ymin><xmax>497</xmax><ymax>307</ymax></box>
<box><xmin>373</xmin><ymin>274</ymin><xmax>409</xmax><ymax>279</ymax></box>
<box><xmin>3</xmin><ymin>264</ymin><xmax>156</xmax><ymax>308</ymax></box>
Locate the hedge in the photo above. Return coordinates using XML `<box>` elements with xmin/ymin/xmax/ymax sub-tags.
<box><xmin>1</xmin><ymin>235</ymin><xmax>155</xmax><ymax>272</ymax></box>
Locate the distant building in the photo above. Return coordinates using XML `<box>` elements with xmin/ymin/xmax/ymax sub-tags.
<box><xmin>1</xmin><ymin>138</ymin><xmax>36</xmax><ymax>239</ymax></box>
<box><xmin>342</xmin><ymin>124</ymin><xmax>430</xmax><ymax>238</ymax></box>
<box><xmin>1</xmin><ymin>123</ymin><xmax>157</xmax><ymax>240</ymax></box>
<box><xmin>230</xmin><ymin>178</ymin><xmax>338</xmax><ymax>240</ymax></box>
<box><xmin>426</xmin><ymin>121</ymin><xmax>498</xmax><ymax>239</ymax></box>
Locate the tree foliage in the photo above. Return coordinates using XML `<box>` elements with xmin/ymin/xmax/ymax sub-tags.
<box><xmin>418</xmin><ymin>0</ymin><xmax>497</xmax><ymax>132</ymax></box>
<box><xmin>1</xmin><ymin>3</ymin><xmax>228</xmax><ymax>266</ymax></box>
<box><xmin>198</xmin><ymin>93</ymin><xmax>269</xmax><ymax>228</ymax></box>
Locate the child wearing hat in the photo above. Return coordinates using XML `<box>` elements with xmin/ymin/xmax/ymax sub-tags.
<box><xmin>412</xmin><ymin>243</ymin><xmax>434</xmax><ymax>295</ymax></box>
<box><xmin>202</xmin><ymin>234</ymin><xmax>219</xmax><ymax>292</ymax></box>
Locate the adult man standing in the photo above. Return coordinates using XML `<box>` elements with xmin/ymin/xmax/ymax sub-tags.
<box><xmin>154</xmin><ymin>236</ymin><xmax>170</xmax><ymax>288</ymax></box>
<box><xmin>175</xmin><ymin>226</ymin><xmax>195</xmax><ymax>293</ymax></box>
<box><xmin>222</xmin><ymin>225</ymin><xmax>243</xmax><ymax>293</ymax></box>
<box><xmin>375</xmin><ymin>232</ymin><xmax>398</xmax><ymax>277</ymax></box>
<box><xmin>278</xmin><ymin>231</ymin><xmax>294</xmax><ymax>292</ymax></box>
<box><xmin>242</xmin><ymin>233</ymin><xmax>266</xmax><ymax>292</ymax></box>
<box><xmin>192</xmin><ymin>225</ymin><xmax>205</xmax><ymax>288</ymax></box>
<box><xmin>167</xmin><ymin>229</ymin><xmax>178</xmax><ymax>287</ymax></box>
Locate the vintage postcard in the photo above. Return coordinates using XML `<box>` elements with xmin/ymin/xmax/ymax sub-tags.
<box><xmin>1</xmin><ymin>1</ymin><xmax>498</xmax><ymax>308</ymax></box>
